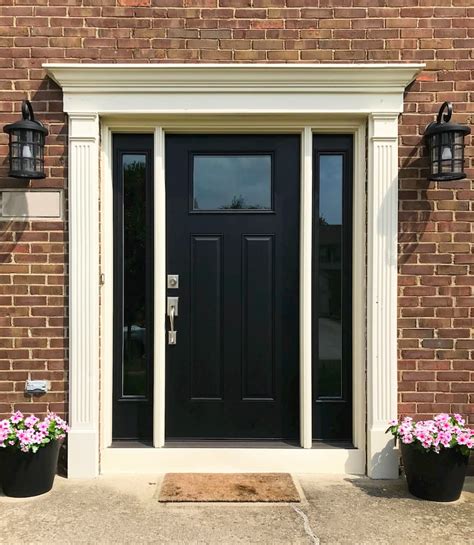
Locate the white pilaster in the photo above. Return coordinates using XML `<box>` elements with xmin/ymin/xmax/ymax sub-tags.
<box><xmin>68</xmin><ymin>113</ymin><xmax>100</xmax><ymax>478</ymax></box>
<box><xmin>367</xmin><ymin>113</ymin><xmax>399</xmax><ymax>479</ymax></box>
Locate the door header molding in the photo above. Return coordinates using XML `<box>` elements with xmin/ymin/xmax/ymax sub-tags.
<box><xmin>44</xmin><ymin>63</ymin><xmax>423</xmax><ymax>115</ymax></box>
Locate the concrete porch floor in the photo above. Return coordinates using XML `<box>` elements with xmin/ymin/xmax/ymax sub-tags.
<box><xmin>0</xmin><ymin>475</ymin><xmax>473</xmax><ymax>544</ymax></box>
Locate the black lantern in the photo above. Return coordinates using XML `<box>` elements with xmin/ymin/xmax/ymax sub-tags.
<box><xmin>3</xmin><ymin>100</ymin><xmax>48</xmax><ymax>179</ymax></box>
<box><xmin>425</xmin><ymin>102</ymin><xmax>471</xmax><ymax>182</ymax></box>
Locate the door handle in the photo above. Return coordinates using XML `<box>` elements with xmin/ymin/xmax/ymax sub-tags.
<box><xmin>167</xmin><ymin>296</ymin><xmax>178</xmax><ymax>345</ymax></box>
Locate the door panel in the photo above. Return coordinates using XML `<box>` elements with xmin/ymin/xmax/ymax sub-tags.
<box><xmin>165</xmin><ymin>135</ymin><xmax>300</xmax><ymax>440</ymax></box>
<box><xmin>112</xmin><ymin>134</ymin><xmax>154</xmax><ymax>441</ymax></box>
<box><xmin>242</xmin><ymin>235</ymin><xmax>275</xmax><ymax>400</ymax></box>
<box><xmin>190</xmin><ymin>235</ymin><xmax>223</xmax><ymax>400</ymax></box>
<box><xmin>312</xmin><ymin>135</ymin><xmax>353</xmax><ymax>442</ymax></box>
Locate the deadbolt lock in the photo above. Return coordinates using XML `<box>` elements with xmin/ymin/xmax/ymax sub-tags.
<box><xmin>167</xmin><ymin>274</ymin><xmax>179</xmax><ymax>289</ymax></box>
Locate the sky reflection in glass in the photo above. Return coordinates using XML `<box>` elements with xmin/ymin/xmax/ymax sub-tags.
<box><xmin>193</xmin><ymin>155</ymin><xmax>272</xmax><ymax>210</ymax></box>
<box><xmin>319</xmin><ymin>155</ymin><xmax>342</xmax><ymax>225</ymax></box>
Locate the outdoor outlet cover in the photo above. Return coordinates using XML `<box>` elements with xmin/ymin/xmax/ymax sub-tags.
<box><xmin>25</xmin><ymin>380</ymin><xmax>50</xmax><ymax>394</ymax></box>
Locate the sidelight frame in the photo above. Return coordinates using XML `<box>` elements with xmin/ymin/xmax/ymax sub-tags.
<box><xmin>111</xmin><ymin>135</ymin><xmax>155</xmax><ymax>440</ymax></box>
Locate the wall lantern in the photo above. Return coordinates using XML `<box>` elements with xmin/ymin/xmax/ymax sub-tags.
<box><xmin>3</xmin><ymin>100</ymin><xmax>48</xmax><ymax>179</ymax></box>
<box><xmin>425</xmin><ymin>101</ymin><xmax>471</xmax><ymax>182</ymax></box>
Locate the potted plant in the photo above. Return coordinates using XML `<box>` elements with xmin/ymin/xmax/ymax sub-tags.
<box><xmin>0</xmin><ymin>411</ymin><xmax>69</xmax><ymax>498</ymax></box>
<box><xmin>387</xmin><ymin>413</ymin><xmax>473</xmax><ymax>502</ymax></box>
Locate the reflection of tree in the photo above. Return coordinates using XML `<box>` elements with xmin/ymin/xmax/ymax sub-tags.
<box><xmin>319</xmin><ymin>224</ymin><xmax>342</xmax><ymax>321</ymax></box>
<box><xmin>123</xmin><ymin>159</ymin><xmax>146</xmax><ymax>330</ymax></box>
<box><xmin>319</xmin><ymin>215</ymin><xmax>328</xmax><ymax>226</ymax></box>
<box><xmin>219</xmin><ymin>194</ymin><xmax>267</xmax><ymax>210</ymax></box>
<box><xmin>122</xmin><ymin>159</ymin><xmax>147</xmax><ymax>395</ymax></box>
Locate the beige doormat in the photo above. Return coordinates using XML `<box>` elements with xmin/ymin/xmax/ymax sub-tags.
<box><xmin>158</xmin><ymin>473</ymin><xmax>300</xmax><ymax>503</ymax></box>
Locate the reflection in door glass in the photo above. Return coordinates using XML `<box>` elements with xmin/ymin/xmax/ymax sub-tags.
<box><xmin>193</xmin><ymin>155</ymin><xmax>272</xmax><ymax>210</ymax></box>
<box><xmin>318</xmin><ymin>154</ymin><xmax>343</xmax><ymax>398</ymax></box>
<box><xmin>122</xmin><ymin>154</ymin><xmax>147</xmax><ymax>397</ymax></box>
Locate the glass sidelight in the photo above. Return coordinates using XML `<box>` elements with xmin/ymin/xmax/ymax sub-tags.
<box><xmin>112</xmin><ymin>134</ymin><xmax>154</xmax><ymax>441</ymax></box>
<box><xmin>313</xmin><ymin>135</ymin><xmax>353</xmax><ymax>443</ymax></box>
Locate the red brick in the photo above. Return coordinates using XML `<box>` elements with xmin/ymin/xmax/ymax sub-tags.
<box><xmin>0</xmin><ymin>0</ymin><xmax>473</xmax><ymax>427</ymax></box>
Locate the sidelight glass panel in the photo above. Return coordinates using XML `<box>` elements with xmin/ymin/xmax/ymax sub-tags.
<box><xmin>193</xmin><ymin>155</ymin><xmax>272</xmax><ymax>210</ymax></box>
<box><xmin>122</xmin><ymin>153</ymin><xmax>148</xmax><ymax>397</ymax></box>
<box><xmin>318</xmin><ymin>154</ymin><xmax>343</xmax><ymax>398</ymax></box>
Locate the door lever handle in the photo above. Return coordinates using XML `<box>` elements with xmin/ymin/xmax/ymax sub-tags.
<box><xmin>168</xmin><ymin>305</ymin><xmax>177</xmax><ymax>345</ymax></box>
<box><xmin>167</xmin><ymin>296</ymin><xmax>178</xmax><ymax>345</ymax></box>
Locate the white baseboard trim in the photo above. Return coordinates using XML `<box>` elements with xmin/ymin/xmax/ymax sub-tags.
<box><xmin>367</xmin><ymin>428</ymin><xmax>399</xmax><ymax>479</ymax></box>
<box><xmin>68</xmin><ymin>429</ymin><xmax>99</xmax><ymax>479</ymax></box>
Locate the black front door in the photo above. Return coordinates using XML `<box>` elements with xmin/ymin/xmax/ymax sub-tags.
<box><xmin>165</xmin><ymin>135</ymin><xmax>300</xmax><ymax>440</ymax></box>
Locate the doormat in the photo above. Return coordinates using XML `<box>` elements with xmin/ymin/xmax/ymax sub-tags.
<box><xmin>158</xmin><ymin>473</ymin><xmax>300</xmax><ymax>503</ymax></box>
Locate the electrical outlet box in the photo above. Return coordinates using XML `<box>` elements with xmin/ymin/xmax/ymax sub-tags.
<box><xmin>25</xmin><ymin>380</ymin><xmax>50</xmax><ymax>394</ymax></box>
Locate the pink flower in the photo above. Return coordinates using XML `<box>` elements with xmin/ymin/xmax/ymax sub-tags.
<box><xmin>388</xmin><ymin>418</ymin><xmax>398</xmax><ymax>427</ymax></box>
<box><xmin>401</xmin><ymin>433</ymin><xmax>414</xmax><ymax>444</ymax></box>
<box><xmin>16</xmin><ymin>429</ymin><xmax>32</xmax><ymax>444</ymax></box>
<box><xmin>438</xmin><ymin>431</ymin><xmax>452</xmax><ymax>448</ymax></box>
<box><xmin>24</xmin><ymin>415</ymin><xmax>39</xmax><ymax>428</ymax></box>
<box><xmin>10</xmin><ymin>411</ymin><xmax>24</xmax><ymax>424</ymax></box>
<box><xmin>457</xmin><ymin>433</ymin><xmax>471</xmax><ymax>446</ymax></box>
<box><xmin>0</xmin><ymin>429</ymin><xmax>9</xmax><ymax>445</ymax></box>
<box><xmin>38</xmin><ymin>421</ymin><xmax>49</xmax><ymax>433</ymax></box>
<box><xmin>453</xmin><ymin>414</ymin><xmax>465</xmax><ymax>426</ymax></box>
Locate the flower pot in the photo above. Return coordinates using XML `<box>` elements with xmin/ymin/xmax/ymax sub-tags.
<box><xmin>400</xmin><ymin>442</ymin><xmax>470</xmax><ymax>502</ymax></box>
<box><xmin>0</xmin><ymin>440</ymin><xmax>61</xmax><ymax>498</ymax></box>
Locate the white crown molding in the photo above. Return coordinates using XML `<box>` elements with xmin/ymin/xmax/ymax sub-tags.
<box><xmin>44</xmin><ymin>63</ymin><xmax>423</xmax><ymax>115</ymax></box>
<box><xmin>45</xmin><ymin>63</ymin><xmax>423</xmax><ymax>93</ymax></box>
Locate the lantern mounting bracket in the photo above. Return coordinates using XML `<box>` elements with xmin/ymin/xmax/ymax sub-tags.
<box><xmin>22</xmin><ymin>100</ymin><xmax>34</xmax><ymax>121</ymax></box>
<box><xmin>436</xmin><ymin>101</ymin><xmax>453</xmax><ymax>124</ymax></box>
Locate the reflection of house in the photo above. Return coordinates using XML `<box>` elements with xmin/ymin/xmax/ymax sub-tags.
<box><xmin>319</xmin><ymin>225</ymin><xmax>342</xmax><ymax>320</ymax></box>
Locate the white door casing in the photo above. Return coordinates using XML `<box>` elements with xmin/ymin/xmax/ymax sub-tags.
<box><xmin>44</xmin><ymin>63</ymin><xmax>424</xmax><ymax>479</ymax></box>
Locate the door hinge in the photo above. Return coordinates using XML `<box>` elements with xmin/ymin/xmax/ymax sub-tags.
<box><xmin>99</xmin><ymin>272</ymin><xmax>105</xmax><ymax>286</ymax></box>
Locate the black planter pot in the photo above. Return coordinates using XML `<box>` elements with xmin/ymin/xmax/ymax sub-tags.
<box><xmin>0</xmin><ymin>440</ymin><xmax>61</xmax><ymax>498</ymax></box>
<box><xmin>400</xmin><ymin>442</ymin><xmax>470</xmax><ymax>502</ymax></box>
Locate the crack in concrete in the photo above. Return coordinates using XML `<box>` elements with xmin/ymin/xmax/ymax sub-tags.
<box><xmin>292</xmin><ymin>505</ymin><xmax>320</xmax><ymax>545</ymax></box>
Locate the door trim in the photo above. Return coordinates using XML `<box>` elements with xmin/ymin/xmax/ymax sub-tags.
<box><xmin>49</xmin><ymin>62</ymin><xmax>423</xmax><ymax>478</ymax></box>
<box><xmin>101</xmin><ymin>116</ymin><xmax>366</xmax><ymax>459</ymax></box>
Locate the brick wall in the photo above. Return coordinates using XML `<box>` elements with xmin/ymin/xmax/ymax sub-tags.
<box><xmin>0</xmin><ymin>1</ymin><xmax>472</xmax><ymax>428</ymax></box>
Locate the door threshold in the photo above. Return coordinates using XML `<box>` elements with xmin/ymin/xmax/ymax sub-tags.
<box><xmin>164</xmin><ymin>439</ymin><xmax>300</xmax><ymax>449</ymax></box>
<box><xmin>111</xmin><ymin>440</ymin><xmax>153</xmax><ymax>448</ymax></box>
<box><xmin>101</xmin><ymin>445</ymin><xmax>365</xmax><ymax>474</ymax></box>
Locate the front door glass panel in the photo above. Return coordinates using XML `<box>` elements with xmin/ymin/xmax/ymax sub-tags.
<box><xmin>122</xmin><ymin>154</ymin><xmax>148</xmax><ymax>397</ymax></box>
<box><xmin>317</xmin><ymin>154</ymin><xmax>343</xmax><ymax>398</ymax></box>
<box><xmin>313</xmin><ymin>135</ymin><xmax>353</xmax><ymax>443</ymax></box>
<box><xmin>192</xmin><ymin>154</ymin><xmax>272</xmax><ymax>211</ymax></box>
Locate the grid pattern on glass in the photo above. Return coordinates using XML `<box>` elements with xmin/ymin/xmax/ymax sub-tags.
<box><xmin>10</xmin><ymin>131</ymin><xmax>45</xmax><ymax>174</ymax></box>
<box><xmin>317</xmin><ymin>154</ymin><xmax>343</xmax><ymax>399</ymax></box>
<box><xmin>430</xmin><ymin>132</ymin><xmax>465</xmax><ymax>176</ymax></box>
<box><xmin>193</xmin><ymin>155</ymin><xmax>272</xmax><ymax>211</ymax></box>
<box><xmin>122</xmin><ymin>153</ymin><xmax>148</xmax><ymax>397</ymax></box>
